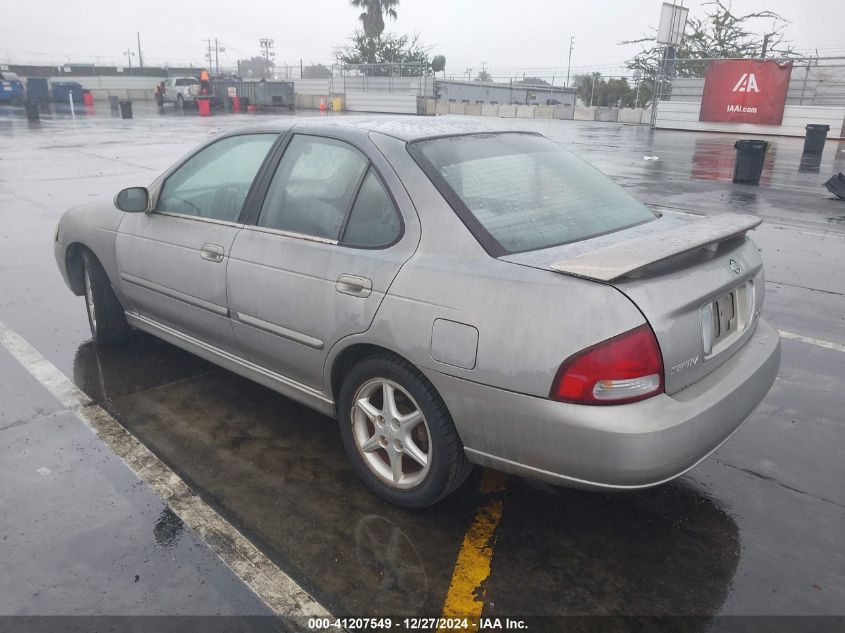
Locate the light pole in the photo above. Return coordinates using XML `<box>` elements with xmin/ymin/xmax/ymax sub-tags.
<box><xmin>589</xmin><ymin>72</ymin><xmax>598</xmax><ymax>106</ymax></box>
<box><xmin>123</xmin><ymin>49</ymin><xmax>135</xmax><ymax>74</ymax></box>
<box><xmin>761</xmin><ymin>32</ymin><xmax>776</xmax><ymax>58</ymax></box>
<box><xmin>566</xmin><ymin>36</ymin><xmax>574</xmax><ymax>87</ymax></box>
<box><xmin>633</xmin><ymin>70</ymin><xmax>641</xmax><ymax>107</ymax></box>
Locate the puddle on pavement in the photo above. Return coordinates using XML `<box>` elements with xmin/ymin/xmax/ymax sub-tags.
<box><xmin>70</xmin><ymin>338</ymin><xmax>743</xmax><ymax>617</ymax></box>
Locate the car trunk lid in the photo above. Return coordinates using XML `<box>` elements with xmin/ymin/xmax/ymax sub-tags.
<box><xmin>501</xmin><ymin>211</ymin><xmax>765</xmax><ymax>394</ymax></box>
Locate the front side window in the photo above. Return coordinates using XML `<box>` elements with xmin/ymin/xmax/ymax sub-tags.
<box><xmin>411</xmin><ymin>133</ymin><xmax>656</xmax><ymax>255</ymax></box>
<box><xmin>342</xmin><ymin>169</ymin><xmax>401</xmax><ymax>247</ymax></box>
<box><xmin>157</xmin><ymin>134</ymin><xmax>276</xmax><ymax>222</ymax></box>
<box><xmin>258</xmin><ymin>135</ymin><xmax>368</xmax><ymax>240</ymax></box>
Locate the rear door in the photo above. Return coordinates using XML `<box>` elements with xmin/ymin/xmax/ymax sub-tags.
<box><xmin>116</xmin><ymin>133</ymin><xmax>278</xmax><ymax>352</ymax></box>
<box><xmin>227</xmin><ymin>131</ymin><xmax>419</xmax><ymax>390</ymax></box>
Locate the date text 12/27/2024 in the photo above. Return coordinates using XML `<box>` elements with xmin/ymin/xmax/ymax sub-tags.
<box><xmin>307</xmin><ymin>618</ymin><xmax>529</xmax><ymax>630</ymax></box>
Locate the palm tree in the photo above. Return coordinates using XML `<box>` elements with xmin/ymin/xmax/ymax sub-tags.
<box><xmin>350</xmin><ymin>0</ymin><xmax>399</xmax><ymax>39</ymax></box>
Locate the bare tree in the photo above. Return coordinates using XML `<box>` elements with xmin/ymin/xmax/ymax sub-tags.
<box><xmin>623</xmin><ymin>1</ymin><xmax>795</xmax><ymax>79</ymax></box>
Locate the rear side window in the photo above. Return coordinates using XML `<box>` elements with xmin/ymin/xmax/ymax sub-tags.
<box><xmin>258</xmin><ymin>135</ymin><xmax>368</xmax><ymax>240</ymax></box>
<box><xmin>342</xmin><ymin>170</ymin><xmax>401</xmax><ymax>247</ymax></box>
<box><xmin>410</xmin><ymin>133</ymin><xmax>655</xmax><ymax>255</ymax></box>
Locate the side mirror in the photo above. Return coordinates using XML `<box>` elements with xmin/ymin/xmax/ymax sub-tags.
<box><xmin>114</xmin><ymin>187</ymin><xmax>149</xmax><ymax>213</ymax></box>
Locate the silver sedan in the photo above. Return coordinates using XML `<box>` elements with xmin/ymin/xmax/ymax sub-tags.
<box><xmin>54</xmin><ymin>117</ymin><xmax>780</xmax><ymax>507</ymax></box>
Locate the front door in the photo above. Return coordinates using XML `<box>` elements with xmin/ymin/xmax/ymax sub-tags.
<box><xmin>116</xmin><ymin>133</ymin><xmax>277</xmax><ymax>352</ymax></box>
<box><xmin>227</xmin><ymin>133</ymin><xmax>417</xmax><ymax>390</ymax></box>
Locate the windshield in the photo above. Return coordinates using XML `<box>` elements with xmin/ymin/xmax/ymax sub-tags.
<box><xmin>410</xmin><ymin>133</ymin><xmax>656</xmax><ymax>255</ymax></box>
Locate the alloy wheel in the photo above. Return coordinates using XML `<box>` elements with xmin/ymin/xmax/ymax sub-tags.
<box><xmin>351</xmin><ymin>378</ymin><xmax>432</xmax><ymax>489</ymax></box>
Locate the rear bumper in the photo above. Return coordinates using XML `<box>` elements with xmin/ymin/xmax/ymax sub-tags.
<box><xmin>426</xmin><ymin>318</ymin><xmax>781</xmax><ymax>490</ymax></box>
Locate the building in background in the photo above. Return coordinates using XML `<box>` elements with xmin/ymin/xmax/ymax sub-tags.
<box><xmin>237</xmin><ymin>57</ymin><xmax>273</xmax><ymax>80</ymax></box>
<box><xmin>436</xmin><ymin>79</ymin><xmax>576</xmax><ymax>106</ymax></box>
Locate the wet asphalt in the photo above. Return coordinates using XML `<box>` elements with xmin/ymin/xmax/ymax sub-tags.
<box><xmin>0</xmin><ymin>102</ymin><xmax>843</xmax><ymax>623</ymax></box>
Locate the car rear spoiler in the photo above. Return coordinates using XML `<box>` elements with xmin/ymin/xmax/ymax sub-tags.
<box><xmin>550</xmin><ymin>213</ymin><xmax>762</xmax><ymax>282</ymax></box>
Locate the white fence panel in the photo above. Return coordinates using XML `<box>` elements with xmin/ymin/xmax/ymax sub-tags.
<box><xmin>294</xmin><ymin>79</ymin><xmax>331</xmax><ymax>95</ymax></box>
<box><xmin>344</xmin><ymin>93</ymin><xmax>418</xmax><ymax>114</ymax></box>
<box><xmin>655</xmin><ymin>100</ymin><xmax>845</xmax><ymax>138</ymax></box>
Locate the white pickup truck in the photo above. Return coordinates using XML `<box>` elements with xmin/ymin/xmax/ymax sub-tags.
<box><xmin>161</xmin><ymin>77</ymin><xmax>200</xmax><ymax>107</ymax></box>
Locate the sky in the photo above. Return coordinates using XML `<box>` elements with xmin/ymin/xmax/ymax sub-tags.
<box><xmin>3</xmin><ymin>0</ymin><xmax>844</xmax><ymax>77</ymax></box>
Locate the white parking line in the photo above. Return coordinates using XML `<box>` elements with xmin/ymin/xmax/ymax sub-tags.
<box><xmin>0</xmin><ymin>320</ymin><xmax>332</xmax><ymax>621</ymax></box>
<box><xmin>778</xmin><ymin>329</ymin><xmax>845</xmax><ymax>354</ymax></box>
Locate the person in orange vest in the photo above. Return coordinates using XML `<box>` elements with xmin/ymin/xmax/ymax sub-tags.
<box><xmin>200</xmin><ymin>69</ymin><xmax>210</xmax><ymax>96</ymax></box>
<box><xmin>154</xmin><ymin>81</ymin><xmax>165</xmax><ymax>108</ymax></box>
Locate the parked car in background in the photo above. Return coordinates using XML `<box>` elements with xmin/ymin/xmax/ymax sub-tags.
<box><xmin>52</xmin><ymin>118</ymin><xmax>780</xmax><ymax>508</ymax></box>
<box><xmin>161</xmin><ymin>76</ymin><xmax>200</xmax><ymax>108</ymax></box>
<box><xmin>0</xmin><ymin>71</ymin><xmax>25</xmax><ymax>104</ymax></box>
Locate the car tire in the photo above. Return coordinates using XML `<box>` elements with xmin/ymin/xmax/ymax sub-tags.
<box><xmin>82</xmin><ymin>251</ymin><xmax>132</xmax><ymax>345</ymax></box>
<box><xmin>338</xmin><ymin>354</ymin><xmax>472</xmax><ymax>508</ymax></box>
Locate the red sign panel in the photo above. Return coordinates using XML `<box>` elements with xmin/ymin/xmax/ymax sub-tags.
<box><xmin>699</xmin><ymin>59</ymin><xmax>793</xmax><ymax>125</ymax></box>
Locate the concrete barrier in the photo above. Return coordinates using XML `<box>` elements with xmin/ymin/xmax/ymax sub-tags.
<box><xmin>498</xmin><ymin>104</ymin><xmax>517</xmax><ymax>118</ymax></box>
<box><xmin>436</xmin><ymin>100</ymin><xmax>449</xmax><ymax>115</ymax></box>
<box><xmin>425</xmin><ymin>98</ymin><xmax>436</xmax><ymax>115</ymax></box>
<box><xmin>641</xmin><ymin>108</ymin><xmax>653</xmax><ymax>124</ymax></box>
<box><xmin>448</xmin><ymin>101</ymin><xmax>467</xmax><ymax>115</ymax></box>
<box><xmin>595</xmin><ymin>107</ymin><xmax>617</xmax><ymax>122</ymax></box>
<box><xmin>617</xmin><ymin>108</ymin><xmax>645</xmax><ymax>124</ymax></box>
<box><xmin>481</xmin><ymin>103</ymin><xmax>499</xmax><ymax>117</ymax></box>
<box><xmin>553</xmin><ymin>105</ymin><xmax>575</xmax><ymax>120</ymax></box>
<box><xmin>534</xmin><ymin>105</ymin><xmax>554</xmax><ymax>119</ymax></box>
<box><xmin>516</xmin><ymin>105</ymin><xmax>535</xmax><ymax>118</ymax></box>
<box><xmin>465</xmin><ymin>103</ymin><xmax>482</xmax><ymax>116</ymax></box>
<box><xmin>574</xmin><ymin>106</ymin><xmax>597</xmax><ymax>121</ymax></box>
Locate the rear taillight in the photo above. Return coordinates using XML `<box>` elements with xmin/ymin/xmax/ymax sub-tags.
<box><xmin>550</xmin><ymin>324</ymin><xmax>664</xmax><ymax>405</ymax></box>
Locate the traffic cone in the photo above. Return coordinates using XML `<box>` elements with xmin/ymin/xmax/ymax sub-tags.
<box><xmin>319</xmin><ymin>98</ymin><xmax>326</xmax><ymax>112</ymax></box>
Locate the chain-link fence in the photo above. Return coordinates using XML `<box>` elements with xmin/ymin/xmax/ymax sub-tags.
<box><xmin>651</xmin><ymin>56</ymin><xmax>845</xmax><ymax>107</ymax></box>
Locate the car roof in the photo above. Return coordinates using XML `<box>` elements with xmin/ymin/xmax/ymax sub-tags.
<box><xmin>312</xmin><ymin>115</ymin><xmax>524</xmax><ymax>141</ymax></box>
<box><xmin>238</xmin><ymin>115</ymin><xmax>526</xmax><ymax>142</ymax></box>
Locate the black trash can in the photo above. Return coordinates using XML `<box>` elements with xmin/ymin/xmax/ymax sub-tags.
<box><xmin>118</xmin><ymin>100</ymin><xmax>133</xmax><ymax>120</ymax></box>
<box><xmin>825</xmin><ymin>172</ymin><xmax>845</xmax><ymax>200</ymax></box>
<box><xmin>803</xmin><ymin>124</ymin><xmax>830</xmax><ymax>154</ymax></box>
<box><xmin>109</xmin><ymin>95</ymin><xmax>120</xmax><ymax>111</ymax></box>
<box><xmin>733</xmin><ymin>139</ymin><xmax>769</xmax><ymax>185</ymax></box>
<box><xmin>25</xmin><ymin>102</ymin><xmax>40</xmax><ymax>122</ymax></box>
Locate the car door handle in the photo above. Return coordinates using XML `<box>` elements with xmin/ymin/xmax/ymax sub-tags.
<box><xmin>200</xmin><ymin>243</ymin><xmax>225</xmax><ymax>263</ymax></box>
<box><xmin>336</xmin><ymin>274</ymin><xmax>372</xmax><ymax>298</ymax></box>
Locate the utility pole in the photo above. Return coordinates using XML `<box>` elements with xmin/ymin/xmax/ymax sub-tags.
<box><xmin>203</xmin><ymin>38</ymin><xmax>213</xmax><ymax>71</ymax></box>
<box><xmin>589</xmin><ymin>72</ymin><xmax>598</xmax><ymax>106</ymax></box>
<box><xmin>566</xmin><ymin>36</ymin><xmax>574</xmax><ymax>87</ymax></box>
<box><xmin>202</xmin><ymin>38</ymin><xmax>224</xmax><ymax>75</ymax></box>
<box><xmin>481</xmin><ymin>61</ymin><xmax>487</xmax><ymax>80</ymax></box>
<box><xmin>259</xmin><ymin>38</ymin><xmax>275</xmax><ymax>79</ymax></box>
<box><xmin>136</xmin><ymin>32</ymin><xmax>143</xmax><ymax>68</ymax></box>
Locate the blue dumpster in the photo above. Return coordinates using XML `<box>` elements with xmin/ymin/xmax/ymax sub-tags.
<box><xmin>0</xmin><ymin>71</ymin><xmax>25</xmax><ymax>104</ymax></box>
<box><xmin>52</xmin><ymin>82</ymin><xmax>84</xmax><ymax>104</ymax></box>
<box><xmin>26</xmin><ymin>77</ymin><xmax>50</xmax><ymax>105</ymax></box>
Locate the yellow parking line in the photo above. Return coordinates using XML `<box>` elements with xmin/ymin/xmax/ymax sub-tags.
<box><xmin>439</xmin><ymin>469</ymin><xmax>508</xmax><ymax>627</ymax></box>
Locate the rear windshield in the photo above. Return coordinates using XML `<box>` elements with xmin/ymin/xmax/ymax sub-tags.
<box><xmin>410</xmin><ymin>133</ymin><xmax>655</xmax><ymax>255</ymax></box>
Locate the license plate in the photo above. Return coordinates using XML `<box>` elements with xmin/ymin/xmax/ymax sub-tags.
<box><xmin>713</xmin><ymin>291</ymin><xmax>736</xmax><ymax>340</ymax></box>
<box><xmin>701</xmin><ymin>281</ymin><xmax>754</xmax><ymax>357</ymax></box>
